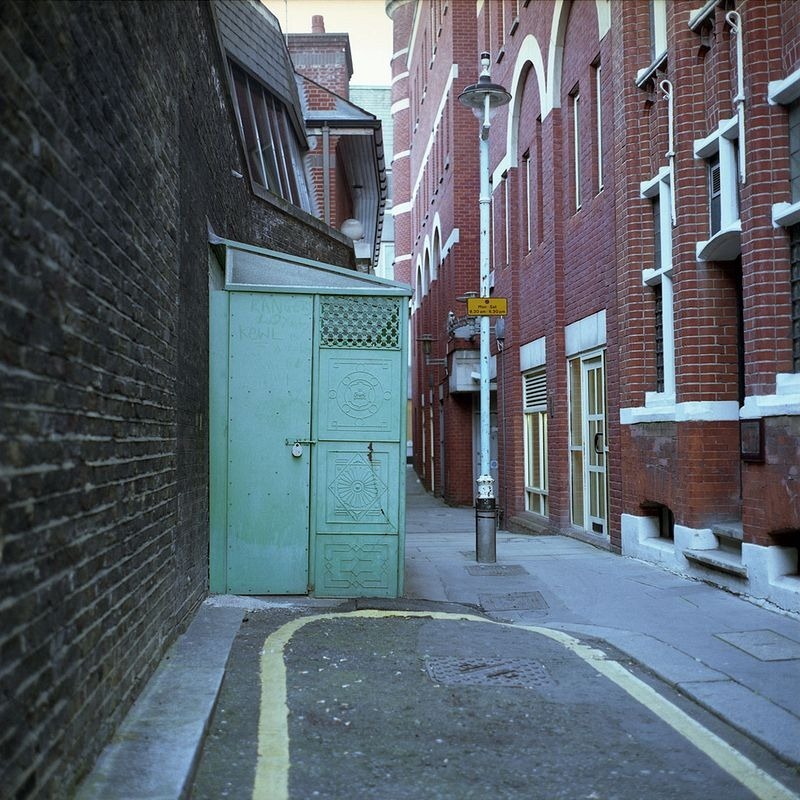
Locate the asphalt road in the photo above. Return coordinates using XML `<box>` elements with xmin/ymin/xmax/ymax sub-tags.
<box><xmin>190</xmin><ymin>606</ymin><xmax>800</xmax><ymax>800</ymax></box>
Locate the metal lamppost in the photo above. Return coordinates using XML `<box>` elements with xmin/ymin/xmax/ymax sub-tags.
<box><xmin>458</xmin><ymin>53</ymin><xmax>511</xmax><ymax>563</ymax></box>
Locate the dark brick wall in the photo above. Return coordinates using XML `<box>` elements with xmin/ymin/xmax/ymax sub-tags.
<box><xmin>0</xmin><ymin>2</ymin><xmax>354</xmax><ymax>797</ymax></box>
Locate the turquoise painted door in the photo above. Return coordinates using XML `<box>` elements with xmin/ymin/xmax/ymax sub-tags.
<box><xmin>312</xmin><ymin>296</ymin><xmax>405</xmax><ymax>597</ymax></box>
<box><xmin>226</xmin><ymin>293</ymin><xmax>313</xmax><ymax>594</ymax></box>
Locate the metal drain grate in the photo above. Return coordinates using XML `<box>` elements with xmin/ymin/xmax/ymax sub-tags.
<box><xmin>479</xmin><ymin>591</ymin><xmax>548</xmax><ymax>612</ymax></box>
<box><xmin>466</xmin><ymin>564</ymin><xmax>529</xmax><ymax>577</ymax></box>
<box><xmin>424</xmin><ymin>656</ymin><xmax>553</xmax><ymax>689</ymax></box>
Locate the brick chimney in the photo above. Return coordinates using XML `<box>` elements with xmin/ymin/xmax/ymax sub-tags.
<box><xmin>286</xmin><ymin>16</ymin><xmax>353</xmax><ymax>100</ymax></box>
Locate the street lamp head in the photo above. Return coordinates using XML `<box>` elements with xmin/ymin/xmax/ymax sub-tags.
<box><xmin>458</xmin><ymin>52</ymin><xmax>511</xmax><ymax>121</ymax></box>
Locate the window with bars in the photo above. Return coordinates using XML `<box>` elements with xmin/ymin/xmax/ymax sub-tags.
<box><xmin>791</xmin><ymin>100</ymin><xmax>800</xmax><ymax>204</ymax></box>
<box><xmin>522</xmin><ymin>369</ymin><xmax>548</xmax><ymax>515</ymax></box>
<box><xmin>654</xmin><ymin>283</ymin><xmax>664</xmax><ymax>392</ymax></box>
<box><xmin>641</xmin><ymin>170</ymin><xmax>674</xmax><ymax>397</ymax></box>
<box><xmin>791</xmin><ymin>224</ymin><xmax>800</xmax><ymax>371</ymax></box>
<box><xmin>229</xmin><ymin>61</ymin><xmax>312</xmax><ymax>211</ymax></box>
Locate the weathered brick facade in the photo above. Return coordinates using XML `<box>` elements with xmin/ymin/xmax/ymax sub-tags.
<box><xmin>0</xmin><ymin>1</ymin><xmax>355</xmax><ymax>796</ymax></box>
<box><xmin>391</xmin><ymin>0</ymin><xmax>800</xmax><ymax>611</ymax></box>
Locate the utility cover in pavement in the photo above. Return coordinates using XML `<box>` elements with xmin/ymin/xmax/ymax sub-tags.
<box><xmin>424</xmin><ymin>655</ymin><xmax>553</xmax><ymax>689</ymax></box>
<box><xmin>715</xmin><ymin>629</ymin><xmax>800</xmax><ymax>661</ymax></box>
<box><xmin>479</xmin><ymin>591</ymin><xmax>548</xmax><ymax>611</ymax></box>
<box><xmin>466</xmin><ymin>564</ymin><xmax>529</xmax><ymax>577</ymax></box>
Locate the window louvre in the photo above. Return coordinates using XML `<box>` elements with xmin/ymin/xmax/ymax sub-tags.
<box><xmin>709</xmin><ymin>155</ymin><xmax>721</xmax><ymax>234</ymax></box>
<box><xmin>523</xmin><ymin>370</ymin><xmax>547</xmax><ymax>410</ymax></box>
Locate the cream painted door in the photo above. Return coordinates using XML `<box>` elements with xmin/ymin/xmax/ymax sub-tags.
<box><xmin>568</xmin><ymin>351</ymin><xmax>608</xmax><ymax>535</ymax></box>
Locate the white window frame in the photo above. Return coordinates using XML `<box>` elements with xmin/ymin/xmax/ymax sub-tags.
<box><xmin>650</xmin><ymin>0</ymin><xmax>668</xmax><ymax>61</ymax></box>
<box><xmin>524</xmin><ymin>151</ymin><xmax>532</xmax><ymax>253</ymax></box>
<box><xmin>595</xmin><ymin>62</ymin><xmax>604</xmax><ymax>193</ymax></box>
<box><xmin>694</xmin><ymin>116</ymin><xmax>741</xmax><ymax>262</ymax></box>
<box><xmin>571</xmin><ymin>89</ymin><xmax>582</xmax><ymax>211</ymax></box>
<box><xmin>503</xmin><ymin>173</ymin><xmax>510</xmax><ymax>268</ymax></box>
<box><xmin>769</xmin><ymin>67</ymin><xmax>800</xmax><ymax>228</ymax></box>
<box><xmin>641</xmin><ymin>167</ymin><xmax>676</xmax><ymax>400</ymax></box>
<box><xmin>522</xmin><ymin>368</ymin><xmax>548</xmax><ymax>516</ymax></box>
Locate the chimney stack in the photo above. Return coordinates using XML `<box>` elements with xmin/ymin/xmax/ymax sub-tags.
<box><xmin>311</xmin><ymin>15</ymin><xmax>325</xmax><ymax>34</ymax></box>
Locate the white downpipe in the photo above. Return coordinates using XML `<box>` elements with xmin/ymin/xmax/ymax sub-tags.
<box><xmin>726</xmin><ymin>10</ymin><xmax>746</xmax><ymax>185</ymax></box>
<box><xmin>660</xmin><ymin>79</ymin><xmax>677</xmax><ymax>226</ymax></box>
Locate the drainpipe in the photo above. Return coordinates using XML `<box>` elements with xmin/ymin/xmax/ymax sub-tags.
<box><xmin>660</xmin><ymin>79</ymin><xmax>677</xmax><ymax>226</ymax></box>
<box><xmin>322</xmin><ymin>123</ymin><xmax>331</xmax><ymax>225</ymax></box>
<box><xmin>726</xmin><ymin>10</ymin><xmax>746</xmax><ymax>185</ymax></box>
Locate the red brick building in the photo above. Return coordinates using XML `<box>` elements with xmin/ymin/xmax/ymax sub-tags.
<box><xmin>388</xmin><ymin>0</ymin><xmax>800</xmax><ymax>612</ymax></box>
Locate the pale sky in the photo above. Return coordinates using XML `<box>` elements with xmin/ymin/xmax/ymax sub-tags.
<box><xmin>262</xmin><ymin>0</ymin><xmax>393</xmax><ymax>86</ymax></box>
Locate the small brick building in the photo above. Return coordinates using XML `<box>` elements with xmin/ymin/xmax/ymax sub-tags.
<box><xmin>389</xmin><ymin>0</ymin><xmax>800</xmax><ymax>613</ymax></box>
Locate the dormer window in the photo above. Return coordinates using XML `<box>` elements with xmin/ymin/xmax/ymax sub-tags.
<box><xmin>229</xmin><ymin>60</ymin><xmax>312</xmax><ymax>211</ymax></box>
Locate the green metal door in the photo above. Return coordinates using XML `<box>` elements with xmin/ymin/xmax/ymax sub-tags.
<box><xmin>311</xmin><ymin>295</ymin><xmax>405</xmax><ymax>597</ymax></box>
<box><xmin>225</xmin><ymin>292</ymin><xmax>313</xmax><ymax>594</ymax></box>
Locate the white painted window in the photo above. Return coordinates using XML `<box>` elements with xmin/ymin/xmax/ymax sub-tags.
<box><xmin>503</xmin><ymin>173</ymin><xmax>510</xmax><ymax>268</ymax></box>
<box><xmin>523</xmin><ymin>150</ymin><xmax>532</xmax><ymax>253</ymax></box>
<box><xmin>769</xmin><ymin>68</ymin><xmax>800</xmax><ymax>228</ymax></box>
<box><xmin>571</xmin><ymin>88</ymin><xmax>581</xmax><ymax>211</ymax></box>
<box><xmin>522</xmin><ymin>369</ymin><xmax>548</xmax><ymax>515</ymax></box>
<box><xmin>595</xmin><ymin>62</ymin><xmax>604</xmax><ymax>192</ymax></box>
<box><xmin>694</xmin><ymin>116</ymin><xmax>741</xmax><ymax>262</ymax></box>
<box><xmin>649</xmin><ymin>0</ymin><xmax>667</xmax><ymax>61</ymax></box>
<box><xmin>640</xmin><ymin>168</ymin><xmax>675</xmax><ymax>398</ymax></box>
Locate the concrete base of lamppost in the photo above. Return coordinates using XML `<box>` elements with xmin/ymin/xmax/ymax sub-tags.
<box><xmin>475</xmin><ymin>474</ymin><xmax>497</xmax><ymax>563</ymax></box>
<box><xmin>475</xmin><ymin>498</ymin><xmax>497</xmax><ymax>563</ymax></box>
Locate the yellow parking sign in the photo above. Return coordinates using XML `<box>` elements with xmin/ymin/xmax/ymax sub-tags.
<box><xmin>466</xmin><ymin>297</ymin><xmax>508</xmax><ymax>316</ymax></box>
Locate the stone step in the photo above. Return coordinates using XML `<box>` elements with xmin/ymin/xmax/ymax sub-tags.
<box><xmin>684</xmin><ymin>547</ymin><xmax>748</xmax><ymax>578</ymax></box>
<box><xmin>711</xmin><ymin>520</ymin><xmax>744</xmax><ymax>541</ymax></box>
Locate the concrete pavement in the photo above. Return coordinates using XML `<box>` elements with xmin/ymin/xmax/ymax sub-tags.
<box><xmin>76</xmin><ymin>467</ymin><xmax>800</xmax><ymax>798</ymax></box>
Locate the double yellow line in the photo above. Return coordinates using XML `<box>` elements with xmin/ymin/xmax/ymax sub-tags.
<box><xmin>254</xmin><ymin>610</ymin><xmax>798</xmax><ymax>800</ymax></box>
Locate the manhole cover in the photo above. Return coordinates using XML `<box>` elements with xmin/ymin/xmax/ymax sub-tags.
<box><xmin>424</xmin><ymin>656</ymin><xmax>553</xmax><ymax>689</ymax></box>
<box><xmin>479</xmin><ymin>591</ymin><xmax>548</xmax><ymax>611</ymax></box>
<box><xmin>466</xmin><ymin>564</ymin><xmax>529</xmax><ymax>577</ymax></box>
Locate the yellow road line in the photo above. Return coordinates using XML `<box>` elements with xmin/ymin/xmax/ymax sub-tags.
<box><xmin>253</xmin><ymin>610</ymin><xmax>798</xmax><ymax>800</ymax></box>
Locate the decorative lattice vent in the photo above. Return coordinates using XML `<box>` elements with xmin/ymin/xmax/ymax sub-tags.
<box><xmin>320</xmin><ymin>296</ymin><xmax>401</xmax><ymax>349</ymax></box>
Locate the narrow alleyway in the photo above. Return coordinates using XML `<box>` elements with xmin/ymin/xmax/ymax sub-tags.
<box><xmin>79</xmin><ymin>469</ymin><xmax>800</xmax><ymax>799</ymax></box>
<box><xmin>189</xmin><ymin>469</ymin><xmax>800</xmax><ymax>800</ymax></box>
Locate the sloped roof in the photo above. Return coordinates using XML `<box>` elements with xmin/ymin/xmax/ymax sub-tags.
<box><xmin>213</xmin><ymin>237</ymin><xmax>411</xmax><ymax>295</ymax></box>
<box><xmin>214</xmin><ymin>0</ymin><xmax>306</xmax><ymax>145</ymax></box>
<box><xmin>297</xmin><ymin>75</ymin><xmax>387</xmax><ymax>271</ymax></box>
